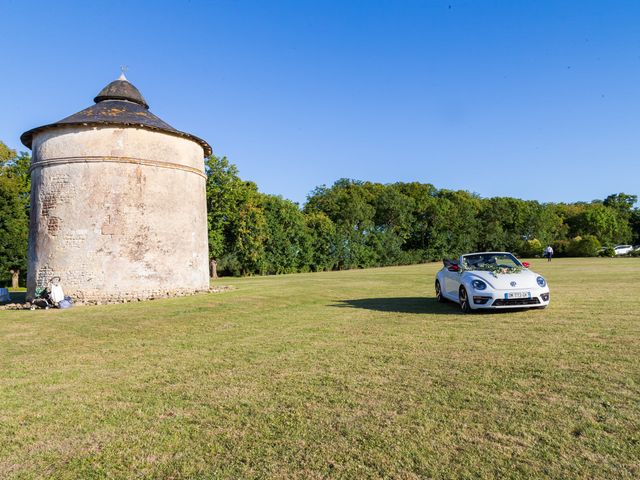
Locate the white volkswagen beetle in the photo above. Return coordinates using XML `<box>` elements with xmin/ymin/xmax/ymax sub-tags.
<box><xmin>435</xmin><ymin>252</ymin><xmax>550</xmax><ymax>313</ymax></box>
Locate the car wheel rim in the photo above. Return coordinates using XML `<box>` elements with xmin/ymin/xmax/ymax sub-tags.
<box><xmin>460</xmin><ymin>290</ymin><xmax>468</xmax><ymax>311</ymax></box>
<box><xmin>436</xmin><ymin>282</ymin><xmax>441</xmax><ymax>299</ymax></box>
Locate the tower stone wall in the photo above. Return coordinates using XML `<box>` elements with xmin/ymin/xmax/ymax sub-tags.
<box><xmin>21</xmin><ymin>75</ymin><xmax>211</xmax><ymax>303</ymax></box>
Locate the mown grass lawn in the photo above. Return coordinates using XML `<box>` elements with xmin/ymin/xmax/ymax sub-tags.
<box><xmin>1</xmin><ymin>258</ymin><xmax>639</xmax><ymax>479</ymax></box>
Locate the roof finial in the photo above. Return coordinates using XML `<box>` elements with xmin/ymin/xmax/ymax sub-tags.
<box><xmin>119</xmin><ymin>65</ymin><xmax>129</xmax><ymax>81</ymax></box>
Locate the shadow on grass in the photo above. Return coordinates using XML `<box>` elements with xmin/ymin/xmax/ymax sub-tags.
<box><xmin>332</xmin><ymin>297</ymin><xmax>461</xmax><ymax>315</ymax></box>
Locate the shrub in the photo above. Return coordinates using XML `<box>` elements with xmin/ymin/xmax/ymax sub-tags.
<box><xmin>598</xmin><ymin>246</ymin><xmax>616</xmax><ymax>257</ymax></box>
<box><xmin>395</xmin><ymin>249</ymin><xmax>425</xmax><ymax>266</ymax></box>
<box><xmin>519</xmin><ymin>239</ymin><xmax>543</xmax><ymax>257</ymax></box>
<box><xmin>552</xmin><ymin>240</ymin><xmax>571</xmax><ymax>257</ymax></box>
<box><xmin>566</xmin><ymin>235</ymin><xmax>601</xmax><ymax>257</ymax></box>
<box><xmin>217</xmin><ymin>253</ymin><xmax>243</xmax><ymax>277</ymax></box>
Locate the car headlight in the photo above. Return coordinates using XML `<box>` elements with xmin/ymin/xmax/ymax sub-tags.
<box><xmin>537</xmin><ymin>276</ymin><xmax>546</xmax><ymax>287</ymax></box>
<box><xmin>471</xmin><ymin>279</ymin><xmax>487</xmax><ymax>290</ymax></box>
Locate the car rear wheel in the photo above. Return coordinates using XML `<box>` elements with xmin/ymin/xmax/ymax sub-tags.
<box><xmin>435</xmin><ymin>280</ymin><xmax>446</xmax><ymax>303</ymax></box>
<box><xmin>459</xmin><ymin>286</ymin><xmax>472</xmax><ymax>313</ymax></box>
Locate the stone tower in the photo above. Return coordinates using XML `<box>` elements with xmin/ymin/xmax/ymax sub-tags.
<box><xmin>20</xmin><ymin>74</ymin><xmax>212</xmax><ymax>303</ymax></box>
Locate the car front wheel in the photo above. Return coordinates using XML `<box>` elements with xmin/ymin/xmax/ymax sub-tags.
<box><xmin>435</xmin><ymin>280</ymin><xmax>446</xmax><ymax>303</ymax></box>
<box><xmin>459</xmin><ymin>286</ymin><xmax>472</xmax><ymax>313</ymax></box>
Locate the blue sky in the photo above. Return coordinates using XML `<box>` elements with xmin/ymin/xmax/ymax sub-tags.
<box><xmin>2</xmin><ymin>0</ymin><xmax>639</xmax><ymax>206</ymax></box>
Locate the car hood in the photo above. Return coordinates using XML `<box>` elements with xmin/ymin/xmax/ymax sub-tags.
<box><xmin>465</xmin><ymin>269</ymin><xmax>543</xmax><ymax>290</ymax></box>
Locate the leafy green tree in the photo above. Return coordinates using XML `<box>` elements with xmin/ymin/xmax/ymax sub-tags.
<box><xmin>552</xmin><ymin>202</ymin><xmax>588</xmax><ymax>241</ymax></box>
<box><xmin>0</xmin><ymin>141</ymin><xmax>30</xmax><ymax>287</ymax></box>
<box><xmin>630</xmin><ymin>209</ymin><xmax>640</xmax><ymax>245</ymax></box>
<box><xmin>395</xmin><ymin>182</ymin><xmax>438</xmax><ymax>259</ymax></box>
<box><xmin>0</xmin><ymin>142</ymin><xmax>13</xmax><ymax>161</ymax></box>
<box><xmin>369</xmin><ymin>183</ymin><xmax>415</xmax><ymax>264</ymax></box>
<box><xmin>527</xmin><ymin>203</ymin><xmax>564</xmax><ymax>247</ymax></box>
<box><xmin>369</xmin><ymin>183</ymin><xmax>414</xmax><ymax>239</ymax></box>
<box><xmin>205</xmin><ymin>155</ymin><xmax>268</xmax><ymax>276</ymax></box>
<box><xmin>262</xmin><ymin>195</ymin><xmax>311</xmax><ymax>274</ymax></box>
<box><xmin>304</xmin><ymin>211</ymin><xmax>337</xmax><ymax>271</ymax></box>
<box><xmin>0</xmin><ymin>142</ymin><xmax>30</xmax><ymax>194</ymax></box>
<box><xmin>477</xmin><ymin>198</ymin><xmax>563</xmax><ymax>255</ymax></box>
<box><xmin>205</xmin><ymin>155</ymin><xmax>243</xmax><ymax>261</ymax></box>
<box><xmin>569</xmin><ymin>204</ymin><xmax>631</xmax><ymax>245</ymax></box>
<box><xmin>225</xmin><ymin>181</ymin><xmax>268</xmax><ymax>275</ymax></box>
<box><xmin>604</xmin><ymin>193</ymin><xmax>638</xmax><ymax>245</ymax></box>
<box><xmin>478</xmin><ymin>197</ymin><xmax>535</xmax><ymax>252</ymax></box>
<box><xmin>429</xmin><ymin>190</ymin><xmax>481</xmax><ymax>259</ymax></box>
<box><xmin>603</xmin><ymin>193</ymin><xmax>637</xmax><ymax>219</ymax></box>
<box><xmin>305</xmin><ymin>179</ymin><xmax>377</xmax><ymax>269</ymax></box>
<box><xmin>0</xmin><ymin>175</ymin><xmax>28</xmax><ymax>286</ymax></box>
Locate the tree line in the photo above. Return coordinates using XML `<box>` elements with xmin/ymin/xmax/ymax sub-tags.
<box><xmin>1</xmin><ymin>141</ymin><xmax>638</xmax><ymax>285</ymax></box>
<box><xmin>205</xmin><ymin>155</ymin><xmax>639</xmax><ymax>276</ymax></box>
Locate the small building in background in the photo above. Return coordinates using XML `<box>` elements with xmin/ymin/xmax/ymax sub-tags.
<box><xmin>21</xmin><ymin>74</ymin><xmax>211</xmax><ymax>303</ymax></box>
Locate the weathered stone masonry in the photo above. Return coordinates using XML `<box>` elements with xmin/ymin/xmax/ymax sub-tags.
<box><xmin>21</xmin><ymin>75</ymin><xmax>212</xmax><ymax>303</ymax></box>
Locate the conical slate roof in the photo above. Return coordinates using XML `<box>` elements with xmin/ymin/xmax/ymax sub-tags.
<box><xmin>21</xmin><ymin>74</ymin><xmax>211</xmax><ymax>156</ymax></box>
<box><xmin>93</xmin><ymin>74</ymin><xmax>149</xmax><ymax>108</ymax></box>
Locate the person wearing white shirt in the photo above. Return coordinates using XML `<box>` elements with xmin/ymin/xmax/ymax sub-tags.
<box><xmin>545</xmin><ymin>245</ymin><xmax>554</xmax><ymax>262</ymax></box>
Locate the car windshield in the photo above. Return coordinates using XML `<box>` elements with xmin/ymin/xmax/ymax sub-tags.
<box><xmin>462</xmin><ymin>253</ymin><xmax>522</xmax><ymax>271</ymax></box>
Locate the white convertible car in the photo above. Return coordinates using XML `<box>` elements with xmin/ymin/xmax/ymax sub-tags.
<box><xmin>435</xmin><ymin>252</ymin><xmax>550</xmax><ymax>313</ymax></box>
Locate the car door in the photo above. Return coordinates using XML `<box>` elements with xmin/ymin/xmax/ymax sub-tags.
<box><xmin>444</xmin><ymin>257</ymin><xmax>463</xmax><ymax>297</ymax></box>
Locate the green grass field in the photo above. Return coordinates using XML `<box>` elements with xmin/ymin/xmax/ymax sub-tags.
<box><xmin>1</xmin><ymin>258</ymin><xmax>639</xmax><ymax>479</ymax></box>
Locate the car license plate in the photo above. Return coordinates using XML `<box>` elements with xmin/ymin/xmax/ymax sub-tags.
<box><xmin>505</xmin><ymin>291</ymin><xmax>530</xmax><ymax>299</ymax></box>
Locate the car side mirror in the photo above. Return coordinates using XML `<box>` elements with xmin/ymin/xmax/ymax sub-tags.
<box><xmin>522</xmin><ymin>262</ymin><xmax>530</xmax><ymax>268</ymax></box>
<box><xmin>447</xmin><ymin>264</ymin><xmax>460</xmax><ymax>272</ymax></box>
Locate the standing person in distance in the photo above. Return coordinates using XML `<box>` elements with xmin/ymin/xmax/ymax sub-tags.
<box><xmin>545</xmin><ymin>245</ymin><xmax>554</xmax><ymax>262</ymax></box>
